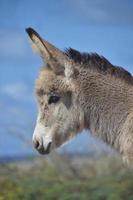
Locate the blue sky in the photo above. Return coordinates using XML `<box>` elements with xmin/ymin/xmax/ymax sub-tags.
<box><xmin>0</xmin><ymin>0</ymin><xmax>133</xmax><ymax>157</ymax></box>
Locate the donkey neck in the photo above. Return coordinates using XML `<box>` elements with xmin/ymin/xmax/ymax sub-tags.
<box><xmin>78</xmin><ymin>70</ymin><xmax>132</xmax><ymax>149</ymax></box>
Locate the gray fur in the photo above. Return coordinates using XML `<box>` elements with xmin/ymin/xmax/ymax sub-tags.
<box><xmin>26</xmin><ymin>28</ymin><xmax>133</xmax><ymax>166</ymax></box>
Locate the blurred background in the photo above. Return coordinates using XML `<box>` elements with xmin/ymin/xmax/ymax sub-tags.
<box><xmin>1</xmin><ymin>1</ymin><xmax>133</xmax><ymax>199</ymax></box>
<box><xmin>1</xmin><ymin>0</ymin><xmax>133</xmax><ymax>158</ymax></box>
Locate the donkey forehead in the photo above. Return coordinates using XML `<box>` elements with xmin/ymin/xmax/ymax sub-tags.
<box><xmin>35</xmin><ymin>68</ymin><xmax>63</xmax><ymax>95</ymax></box>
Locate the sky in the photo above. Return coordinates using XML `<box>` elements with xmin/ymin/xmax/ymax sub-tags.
<box><xmin>0</xmin><ymin>0</ymin><xmax>133</xmax><ymax>157</ymax></box>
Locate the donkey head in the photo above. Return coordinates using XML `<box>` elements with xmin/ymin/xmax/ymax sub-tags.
<box><xmin>26</xmin><ymin>28</ymin><xmax>84</xmax><ymax>154</ymax></box>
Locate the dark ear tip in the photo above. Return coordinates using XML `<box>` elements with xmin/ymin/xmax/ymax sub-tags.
<box><xmin>25</xmin><ymin>27</ymin><xmax>39</xmax><ymax>38</ymax></box>
<box><xmin>25</xmin><ymin>27</ymin><xmax>33</xmax><ymax>36</ymax></box>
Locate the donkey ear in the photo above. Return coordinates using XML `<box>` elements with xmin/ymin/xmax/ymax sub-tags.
<box><xmin>26</xmin><ymin>27</ymin><xmax>75</xmax><ymax>77</ymax></box>
<box><xmin>26</xmin><ymin>27</ymin><xmax>52</xmax><ymax>61</ymax></box>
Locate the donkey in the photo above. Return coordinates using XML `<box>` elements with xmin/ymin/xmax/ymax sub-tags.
<box><xmin>26</xmin><ymin>27</ymin><xmax>133</xmax><ymax>165</ymax></box>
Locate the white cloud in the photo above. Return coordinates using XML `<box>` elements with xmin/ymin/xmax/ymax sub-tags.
<box><xmin>0</xmin><ymin>82</ymin><xmax>33</xmax><ymax>101</ymax></box>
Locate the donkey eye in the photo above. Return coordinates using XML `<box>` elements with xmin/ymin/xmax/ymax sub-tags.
<box><xmin>48</xmin><ymin>95</ymin><xmax>60</xmax><ymax>104</ymax></box>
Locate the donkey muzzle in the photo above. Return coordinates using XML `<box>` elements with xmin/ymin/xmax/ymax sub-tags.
<box><xmin>32</xmin><ymin>122</ymin><xmax>52</xmax><ymax>154</ymax></box>
<box><xmin>33</xmin><ymin>136</ymin><xmax>52</xmax><ymax>154</ymax></box>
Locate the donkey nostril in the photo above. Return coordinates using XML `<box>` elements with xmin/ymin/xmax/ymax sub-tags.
<box><xmin>45</xmin><ymin>142</ymin><xmax>52</xmax><ymax>154</ymax></box>
<box><xmin>33</xmin><ymin>140</ymin><xmax>40</xmax><ymax>149</ymax></box>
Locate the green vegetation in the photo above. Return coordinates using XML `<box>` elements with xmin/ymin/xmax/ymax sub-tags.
<box><xmin>0</xmin><ymin>154</ymin><xmax>133</xmax><ymax>200</ymax></box>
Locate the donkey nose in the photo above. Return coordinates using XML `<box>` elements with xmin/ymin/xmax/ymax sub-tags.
<box><xmin>33</xmin><ymin>138</ymin><xmax>41</xmax><ymax>149</ymax></box>
<box><xmin>33</xmin><ymin>137</ymin><xmax>52</xmax><ymax>154</ymax></box>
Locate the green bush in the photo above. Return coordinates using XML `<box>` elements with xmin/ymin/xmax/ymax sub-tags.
<box><xmin>0</xmin><ymin>155</ymin><xmax>133</xmax><ymax>200</ymax></box>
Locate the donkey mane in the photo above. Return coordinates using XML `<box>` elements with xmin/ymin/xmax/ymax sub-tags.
<box><xmin>65</xmin><ymin>48</ymin><xmax>133</xmax><ymax>85</ymax></box>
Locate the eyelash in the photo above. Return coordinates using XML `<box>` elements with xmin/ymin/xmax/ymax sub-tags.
<box><xmin>48</xmin><ymin>95</ymin><xmax>60</xmax><ymax>104</ymax></box>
